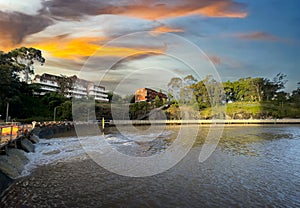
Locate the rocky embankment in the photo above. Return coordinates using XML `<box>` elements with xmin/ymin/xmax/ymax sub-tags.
<box><xmin>0</xmin><ymin>122</ymin><xmax>74</xmax><ymax>195</ymax></box>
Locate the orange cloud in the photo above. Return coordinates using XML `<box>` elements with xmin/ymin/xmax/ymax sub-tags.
<box><xmin>30</xmin><ymin>35</ymin><xmax>165</xmax><ymax>60</ymax></box>
<box><xmin>38</xmin><ymin>0</ymin><xmax>247</xmax><ymax>21</ymax></box>
<box><xmin>114</xmin><ymin>0</ymin><xmax>247</xmax><ymax>20</ymax></box>
<box><xmin>192</xmin><ymin>1</ymin><xmax>247</xmax><ymax>18</ymax></box>
<box><xmin>153</xmin><ymin>26</ymin><xmax>184</xmax><ymax>33</ymax></box>
<box><xmin>29</xmin><ymin>36</ymin><xmax>101</xmax><ymax>60</ymax></box>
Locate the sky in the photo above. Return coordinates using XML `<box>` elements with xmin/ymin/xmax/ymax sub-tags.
<box><xmin>0</xmin><ymin>0</ymin><xmax>299</xmax><ymax>94</ymax></box>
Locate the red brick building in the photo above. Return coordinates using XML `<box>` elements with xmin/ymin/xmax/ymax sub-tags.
<box><xmin>135</xmin><ymin>88</ymin><xmax>167</xmax><ymax>103</ymax></box>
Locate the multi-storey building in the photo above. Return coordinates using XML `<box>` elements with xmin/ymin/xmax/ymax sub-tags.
<box><xmin>33</xmin><ymin>73</ymin><xmax>109</xmax><ymax>102</ymax></box>
<box><xmin>135</xmin><ymin>88</ymin><xmax>167</xmax><ymax>103</ymax></box>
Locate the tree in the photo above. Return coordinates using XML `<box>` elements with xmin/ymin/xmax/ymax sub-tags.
<box><xmin>272</xmin><ymin>73</ymin><xmax>287</xmax><ymax>91</ymax></box>
<box><xmin>262</xmin><ymin>73</ymin><xmax>287</xmax><ymax>101</ymax></box>
<box><xmin>8</xmin><ymin>47</ymin><xmax>45</xmax><ymax>83</ymax></box>
<box><xmin>250</xmin><ymin>78</ymin><xmax>265</xmax><ymax>102</ymax></box>
<box><xmin>57</xmin><ymin>100</ymin><xmax>72</xmax><ymax>120</ymax></box>
<box><xmin>154</xmin><ymin>95</ymin><xmax>163</xmax><ymax>108</ymax></box>
<box><xmin>56</xmin><ymin>75</ymin><xmax>73</xmax><ymax>95</ymax></box>
<box><xmin>123</xmin><ymin>94</ymin><xmax>135</xmax><ymax>103</ymax></box>
<box><xmin>168</xmin><ymin>77</ymin><xmax>183</xmax><ymax>101</ymax></box>
<box><xmin>291</xmin><ymin>82</ymin><xmax>300</xmax><ymax>105</ymax></box>
<box><xmin>0</xmin><ymin>47</ymin><xmax>45</xmax><ymax>119</ymax></box>
<box><xmin>190</xmin><ymin>79</ymin><xmax>209</xmax><ymax>109</ymax></box>
<box><xmin>183</xmin><ymin>75</ymin><xmax>197</xmax><ymax>86</ymax></box>
<box><xmin>107</xmin><ymin>92</ymin><xmax>123</xmax><ymax>103</ymax></box>
<box><xmin>189</xmin><ymin>75</ymin><xmax>224</xmax><ymax>108</ymax></box>
<box><xmin>223</xmin><ymin>81</ymin><xmax>234</xmax><ymax>102</ymax></box>
<box><xmin>42</xmin><ymin>92</ymin><xmax>67</xmax><ymax>110</ymax></box>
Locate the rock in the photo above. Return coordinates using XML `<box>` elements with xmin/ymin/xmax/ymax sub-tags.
<box><xmin>29</xmin><ymin>134</ymin><xmax>39</xmax><ymax>144</ymax></box>
<box><xmin>0</xmin><ymin>170</ymin><xmax>13</xmax><ymax>193</ymax></box>
<box><xmin>6</xmin><ymin>154</ymin><xmax>24</xmax><ymax>174</ymax></box>
<box><xmin>43</xmin><ymin>150</ymin><xmax>61</xmax><ymax>155</ymax></box>
<box><xmin>7</xmin><ymin>149</ymin><xmax>29</xmax><ymax>163</ymax></box>
<box><xmin>0</xmin><ymin>149</ymin><xmax>30</xmax><ymax>180</ymax></box>
<box><xmin>0</xmin><ymin>156</ymin><xmax>19</xmax><ymax>179</ymax></box>
<box><xmin>31</xmin><ymin>127</ymin><xmax>41</xmax><ymax>136</ymax></box>
<box><xmin>20</xmin><ymin>138</ymin><xmax>35</xmax><ymax>153</ymax></box>
<box><xmin>38</xmin><ymin>128</ymin><xmax>54</xmax><ymax>139</ymax></box>
<box><xmin>6</xmin><ymin>149</ymin><xmax>29</xmax><ymax>174</ymax></box>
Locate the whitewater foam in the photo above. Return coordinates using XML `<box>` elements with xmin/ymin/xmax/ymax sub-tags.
<box><xmin>21</xmin><ymin>130</ymin><xmax>174</xmax><ymax>177</ymax></box>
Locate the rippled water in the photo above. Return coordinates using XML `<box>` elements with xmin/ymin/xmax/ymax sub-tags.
<box><xmin>1</xmin><ymin>125</ymin><xmax>300</xmax><ymax>207</ymax></box>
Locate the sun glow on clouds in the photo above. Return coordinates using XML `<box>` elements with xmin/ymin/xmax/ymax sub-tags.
<box><xmin>32</xmin><ymin>36</ymin><xmax>105</xmax><ymax>60</ymax></box>
<box><xmin>107</xmin><ymin>0</ymin><xmax>247</xmax><ymax>20</ymax></box>
<box><xmin>31</xmin><ymin>36</ymin><xmax>165</xmax><ymax>60</ymax></box>
<box><xmin>193</xmin><ymin>1</ymin><xmax>247</xmax><ymax>18</ymax></box>
<box><xmin>0</xmin><ymin>0</ymin><xmax>248</xmax><ymax>77</ymax></box>
<box><xmin>153</xmin><ymin>26</ymin><xmax>184</xmax><ymax>33</ymax></box>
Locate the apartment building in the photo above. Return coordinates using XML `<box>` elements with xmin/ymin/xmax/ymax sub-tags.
<box><xmin>135</xmin><ymin>88</ymin><xmax>167</xmax><ymax>103</ymax></box>
<box><xmin>33</xmin><ymin>73</ymin><xmax>109</xmax><ymax>102</ymax></box>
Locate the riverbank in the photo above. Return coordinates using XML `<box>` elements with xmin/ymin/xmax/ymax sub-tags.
<box><xmin>110</xmin><ymin>119</ymin><xmax>300</xmax><ymax>126</ymax></box>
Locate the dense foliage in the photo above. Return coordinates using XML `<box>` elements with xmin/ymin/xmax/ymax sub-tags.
<box><xmin>167</xmin><ymin>74</ymin><xmax>300</xmax><ymax>119</ymax></box>
<box><xmin>1</xmin><ymin>47</ymin><xmax>299</xmax><ymax>122</ymax></box>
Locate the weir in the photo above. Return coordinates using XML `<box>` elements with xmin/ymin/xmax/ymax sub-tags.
<box><xmin>0</xmin><ymin>121</ymin><xmax>75</xmax><ymax>195</ymax></box>
<box><xmin>0</xmin><ymin>123</ymin><xmax>32</xmax><ymax>153</ymax></box>
<box><xmin>109</xmin><ymin>119</ymin><xmax>300</xmax><ymax>126</ymax></box>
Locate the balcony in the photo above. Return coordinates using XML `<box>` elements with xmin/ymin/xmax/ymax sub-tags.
<box><xmin>95</xmin><ymin>97</ymin><xmax>109</xmax><ymax>102</ymax></box>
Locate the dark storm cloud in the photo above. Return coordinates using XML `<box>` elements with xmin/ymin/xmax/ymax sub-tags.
<box><xmin>39</xmin><ymin>0</ymin><xmax>108</xmax><ymax>20</ymax></box>
<box><xmin>0</xmin><ymin>11</ymin><xmax>53</xmax><ymax>49</ymax></box>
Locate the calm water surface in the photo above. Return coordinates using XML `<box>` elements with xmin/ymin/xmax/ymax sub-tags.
<box><xmin>1</xmin><ymin>125</ymin><xmax>299</xmax><ymax>207</ymax></box>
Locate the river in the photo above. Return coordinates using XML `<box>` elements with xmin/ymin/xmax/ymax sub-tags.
<box><xmin>1</xmin><ymin>125</ymin><xmax>299</xmax><ymax>207</ymax></box>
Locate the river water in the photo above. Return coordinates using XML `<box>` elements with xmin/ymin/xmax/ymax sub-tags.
<box><xmin>1</xmin><ymin>125</ymin><xmax>299</xmax><ymax>207</ymax></box>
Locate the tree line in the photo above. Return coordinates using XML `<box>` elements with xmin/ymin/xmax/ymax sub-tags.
<box><xmin>168</xmin><ymin>73</ymin><xmax>300</xmax><ymax>105</ymax></box>
<box><xmin>167</xmin><ymin>74</ymin><xmax>300</xmax><ymax>119</ymax></box>
<box><xmin>1</xmin><ymin>47</ymin><xmax>299</xmax><ymax>122</ymax></box>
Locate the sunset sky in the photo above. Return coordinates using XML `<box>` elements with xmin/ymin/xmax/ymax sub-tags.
<box><xmin>0</xmin><ymin>0</ymin><xmax>299</xmax><ymax>94</ymax></box>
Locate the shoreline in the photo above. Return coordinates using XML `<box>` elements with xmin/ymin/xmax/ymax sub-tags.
<box><xmin>0</xmin><ymin>123</ymin><xmax>75</xmax><ymax>196</ymax></box>
<box><xmin>109</xmin><ymin>119</ymin><xmax>300</xmax><ymax>126</ymax></box>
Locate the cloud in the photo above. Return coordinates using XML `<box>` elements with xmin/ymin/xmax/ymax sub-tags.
<box><xmin>30</xmin><ymin>35</ymin><xmax>106</xmax><ymax>60</ymax></box>
<box><xmin>39</xmin><ymin>0</ymin><xmax>103</xmax><ymax>20</ymax></box>
<box><xmin>207</xmin><ymin>53</ymin><xmax>244</xmax><ymax>69</ymax></box>
<box><xmin>112</xmin><ymin>0</ymin><xmax>248</xmax><ymax>19</ymax></box>
<box><xmin>39</xmin><ymin>0</ymin><xmax>248</xmax><ymax>20</ymax></box>
<box><xmin>110</xmin><ymin>52</ymin><xmax>163</xmax><ymax>70</ymax></box>
<box><xmin>235</xmin><ymin>31</ymin><xmax>283</xmax><ymax>41</ymax></box>
<box><xmin>0</xmin><ymin>0</ymin><xmax>43</xmax><ymax>15</ymax></box>
<box><xmin>153</xmin><ymin>26</ymin><xmax>184</xmax><ymax>33</ymax></box>
<box><xmin>28</xmin><ymin>34</ymin><xmax>165</xmax><ymax>61</ymax></box>
<box><xmin>0</xmin><ymin>0</ymin><xmax>247</xmax><ymax>51</ymax></box>
<box><xmin>0</xmin><ymin>11</ymin><xmax>52</xmax><ymax>50</ymax></box>
<box><xmin>190</xmin><ymin>1</ymin><xmax>247</xmax><ymax>18</ymax></box>
<box><xmin>42</xmin><ymin>57</ymin><xmax>84</xmax><ymax>70</ymax></box>
<box><xmin>208</xmin><ymin>55</ymin><xmax>222</xmax><ymax>65</ymax></box>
